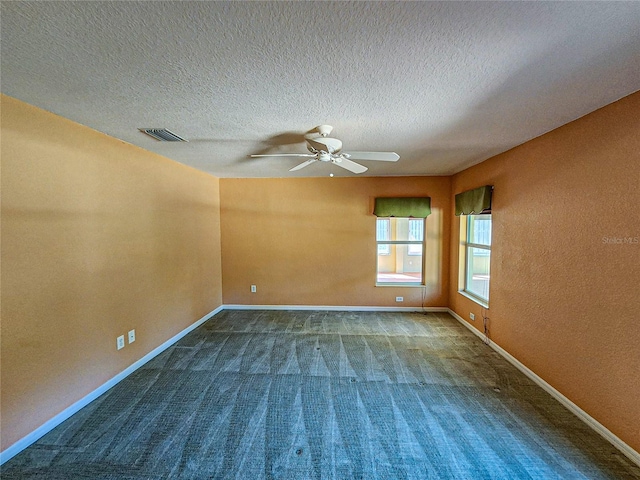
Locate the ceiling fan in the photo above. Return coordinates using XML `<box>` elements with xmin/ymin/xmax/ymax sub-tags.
<box><xmin>250</xmin><ymin>125</ymin><xmax>399</xmax><ymax>174</ymax></box>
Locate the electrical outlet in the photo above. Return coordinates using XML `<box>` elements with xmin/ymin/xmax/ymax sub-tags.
<box><xmin>117</xmin><ymin>335</ymin><xmax>125</xmax><ymax>350</ymax></box>
<box><xmin>250</xmin><ymin>285</ymin><xmax>257</xmax><ymax>293</ymax></box>
<box><xmin>396</xmin><ymin>296</ymin><xmax>403</xmax><ymax>302</ymax></box>
<box><xmin>128</xmin><ymin>329</ymin><xmax>135</xmax><ymax>344</ymax></box>
<box><xmin>470</xmin><ymin>313</ymin><xmax>475</xmax><ymax>321</ymax></box>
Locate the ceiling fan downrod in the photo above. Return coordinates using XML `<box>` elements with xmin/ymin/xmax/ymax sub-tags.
<box><xmin>316</xmin><ymin>125</ymin><xmax>333</xmax><ymax>137</ymax></box>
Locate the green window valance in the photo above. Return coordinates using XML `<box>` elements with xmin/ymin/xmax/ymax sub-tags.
<box><xmin>455</xmin><ymin>185</ymin><xmax>493</xmax><ymax>216</ymax></box>
<box><xmin>373</xmin><ymin>197</ymin><xmax>431</xmax><ymax>218</ymax></box>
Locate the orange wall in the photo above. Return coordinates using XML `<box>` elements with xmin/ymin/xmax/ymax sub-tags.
<box><xmin>449</xmin><ymin>92</ymin><xmax>640</xmax><ymax>453</ymax></box>
<box><xmin>0</xmin><ymin>96</ymin><xmax>223</xmax><ymax>451</ymax></box>
<box><xmin>220</xmin><ymin>177</ymin><xmax>450</xmax><ymax>307</ymax></box>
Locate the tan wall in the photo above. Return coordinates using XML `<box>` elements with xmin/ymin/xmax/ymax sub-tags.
<box><xmin>0</xmin><ymin>96</ymin><xmax>223</xmax><ymax>451</ymax></box>
<box><xmin>449</xmin><ymin>92</ymin><xmax>640</xmax><ymax>453</ymax></box>
<box><xmin>220</xmin><ymin>177</ymin><xmax>450</xmax><ymax>307</ymax></box>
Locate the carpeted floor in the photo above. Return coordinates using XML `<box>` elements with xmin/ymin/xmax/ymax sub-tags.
<box><xmin>2</xmin><ymin>310</ymin><xmax>639</xmax><ymax>479</ymax></box>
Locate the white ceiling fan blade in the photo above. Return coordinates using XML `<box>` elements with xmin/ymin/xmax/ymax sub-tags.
<box><xmin>342</xmin><ymin>151</ymin><xmax>400</xmax><ymax>162</ymax></box>
<box><xmin>289</xmin><ymin>159</ymin><xmax>317</xmax><ymax>171</ymax></box>
<box><xmin>334</xmin><ymin>157</ymin><xmax>368</xmax><ymax>174</ymax></box>
<box><xmin>250</xmin><ymin>153</ymin><xmax>316</xmax><ymax>158</ymax></box>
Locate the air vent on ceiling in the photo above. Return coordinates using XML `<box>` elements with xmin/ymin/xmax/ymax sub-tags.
<box><xmin>139</xmin><ymin>128</ymin><xmax>188</xmax><ymax>142</ymax></box>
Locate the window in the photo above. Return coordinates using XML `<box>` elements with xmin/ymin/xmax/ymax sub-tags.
<box><xmin>461</xmin><ymin>214</ymin><xmax>491</xmax><ymax>304</ymax></box>
<box><xmin>376</xmin><ymin>218</ymin><xmax>424</xmax><ymax>284</ymax></box>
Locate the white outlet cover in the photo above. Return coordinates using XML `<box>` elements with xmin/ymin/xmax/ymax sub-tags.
<box><xmin>470</xmin><ymin>313</ymin><xmax>476</xmax><ymax>321</ymax></box>
<box><xmin>117</xmin><ymin>335</ymin><xmax>125</xmax><ymax>350</ymax></box>
<box><xmin>251</xmin><ymin>285</ymin><xmax>257</xmax><ymax>293</ymax></box>
<box><xmin>128</xmin><ymin>329</ymin><xmax>135</xmax><ymax>344</ymax></box>
<box><xmin>396</xmin><ymin>297</ymin><xmax>403</xmax><ymax>302</ymax></box>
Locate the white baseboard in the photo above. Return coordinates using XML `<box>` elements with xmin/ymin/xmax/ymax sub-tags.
<box><xmin>447</xmin><ymin>308</ymin><xmax>640</xmax><ymax>468</ymax></box>
<box><xmin>0</xmin><ymin>305</ymin><xmax>224</xmax><ymax>465</ymax></box>
<box><xmin>223</xmin><ymin>304</ymin><xmax>449</xmax><ymax>312</ymax></box>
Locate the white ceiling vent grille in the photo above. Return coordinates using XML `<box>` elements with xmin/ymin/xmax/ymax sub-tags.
<box><xmin>139</xmin><ymin>128</ymin><xmax>188</xmax><ymax>142</ymax></box>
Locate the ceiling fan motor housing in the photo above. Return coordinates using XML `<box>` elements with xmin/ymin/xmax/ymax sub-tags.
<box><xmin>307</xmin><ymin>136</ymin><xmax>343</xmax><ymax>154</ymax></box>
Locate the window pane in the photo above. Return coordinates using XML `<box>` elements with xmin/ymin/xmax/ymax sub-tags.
<box><xmin>466</xmin><ymin>246</ymin><xmax>490</xmax><ymax>301</ymax></box>
<box><xmin>380</xmin><ymin>217</ymin><xmax>423</xmax><ymax>241</ymax></box>
<box><xmin>377</xmin><ymin>244</ymin><xmax>423</xmax><ymax>283</ymax></box>
<box><xmin>408</xmin><ymin>219</ymin><xmax>424</xmax><ymax>241</ymax></box>
<box><xmin>376</xmin><ymin>219</ymin><xmax>391</xmax><ymax>255</ymax></box>
<box><xmin>376</xmin><ymin>219</ymin><xmax>390</xmax><ymax>240</ymax></box>
<box><xmin>468</xmin><ymin>214</ymin><xmax>491</xmax><ymax>246</ymax></box>
<box><xmin>408</xmin><ymin>219</ymin><xmax>424</xmax><ymax>255</ymax></box>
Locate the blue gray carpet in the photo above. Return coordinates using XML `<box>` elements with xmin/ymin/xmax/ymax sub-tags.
<box><xmin>2</xmin><ymin>310</ymin><xmax>639</xmax><ymax>479</ymax></box>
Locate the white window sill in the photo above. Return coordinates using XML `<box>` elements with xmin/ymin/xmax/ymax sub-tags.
<box><xmin>458</xmin><ymin>290</ymin><xmax>489</xmax><ymax>309</ymax></box>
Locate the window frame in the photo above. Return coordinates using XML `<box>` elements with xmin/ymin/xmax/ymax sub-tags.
<box><xmin>459</xmin><ymin>214</ymin><xmax>491</xmax><ymax>306</ymax></box>
<box><xmin>376</xmin><ymin>217</ymin><xmax>426</xmax><ymax>286</ymax></box>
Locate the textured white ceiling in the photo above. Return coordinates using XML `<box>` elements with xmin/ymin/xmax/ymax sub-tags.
<box><xmin>2</xmin><ymin>1</ymin><xmax>639</xmax><ymax>177</ymax></box>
